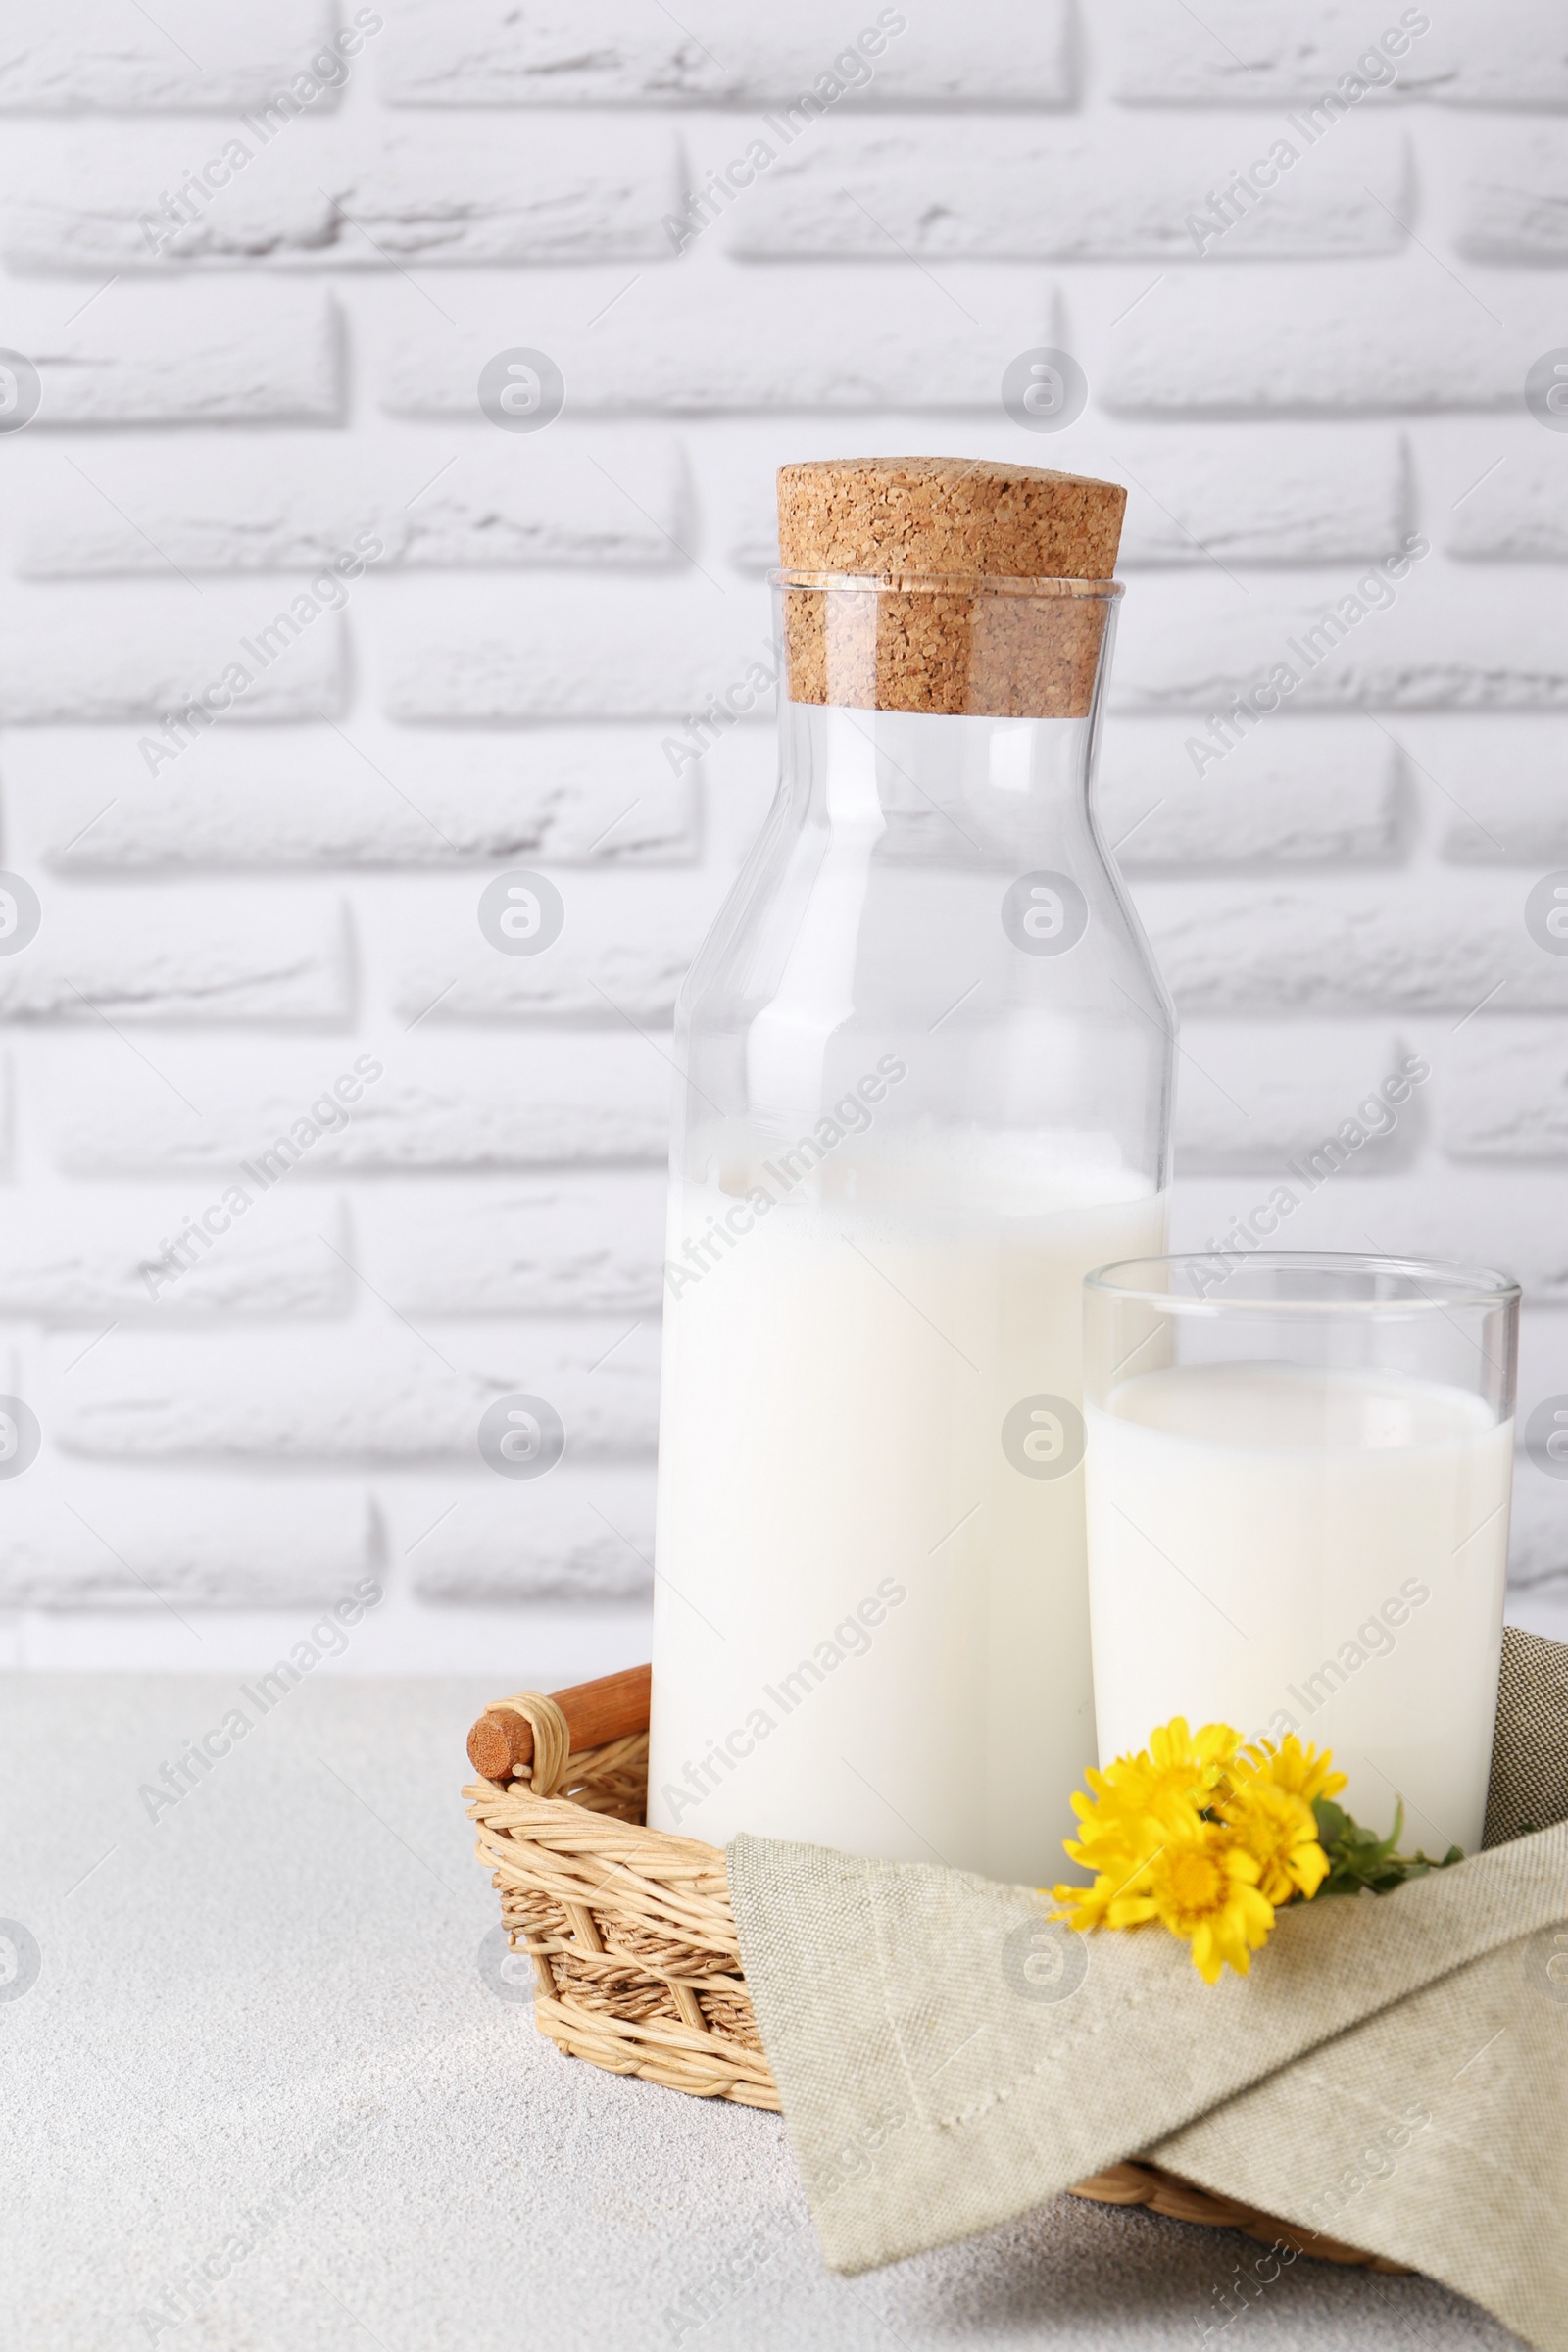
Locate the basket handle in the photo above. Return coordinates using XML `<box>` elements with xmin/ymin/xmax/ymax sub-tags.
<box><xmin>466</xmin><ymin>1661</ymin><xmax>651</xmax><ymax>1781</ymax></box>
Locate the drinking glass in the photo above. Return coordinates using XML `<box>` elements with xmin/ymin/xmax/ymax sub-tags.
<box><xmin>1083</xmin><ymin>1252</ymin><xmax>1519</xmax><ymax>1856</ymax></box>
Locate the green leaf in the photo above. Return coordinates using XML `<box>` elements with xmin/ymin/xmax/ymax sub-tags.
<box><xmin>1312</xmin><ymin>1798</ymin><xmax>1348</xmax><ymax>1845</ymax></box>
<box><xmin>1305</xmin><ymin>1795</ymin><xmax>1463</xmax><ymax>1899</ymax></box>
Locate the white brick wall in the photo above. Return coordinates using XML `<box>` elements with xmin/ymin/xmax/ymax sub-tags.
<box><xmin>378</xmin><ymin>2</ymin><xmax>1073</xmax><ymax>109</ymax></box>
<box><xmin>0</xmin><ymin>0</ymin><xmax>341</xmax><ymax>112</ymax></box>
<box><xmin>726</xmin><ymin>119</ymin><xmax>1407</xmax><ymax>258</ymax></box>
<box><xmin>15</xmin><ymin>433</ymin><xmax>690</xmax><ymax>573</ymax></box>
<box><xmin>1</xmin><ymin>283</ymin><xmax>340</xmax><ymax>422</ymax></box>
<box><xmin>1</xmin><ymin>121</ymin><xmax>681</xmax><ymax>270</ymax></box>
<box><xmin>2</xmin><ymin>0</ymin><xmax>1564</xmax><ymax>1679</ymax></box>
<box><xmin>1107</xmin><ymin>2</ymin><xmax>1568</xmax><ymax>107</ymax></box>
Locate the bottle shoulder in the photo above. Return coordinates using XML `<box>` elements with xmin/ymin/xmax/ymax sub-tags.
<box><xmin>680</xmin><ymin>804</ymin><xmax>1175</xmax><ymax>1040</ymax></box>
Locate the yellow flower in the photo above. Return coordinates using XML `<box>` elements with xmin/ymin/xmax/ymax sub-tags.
<box><xmin>1244</xmin><ymin>1732</ymin><xmax>1347</xmax><ymax>1808</ymax></box>
<box><xmin>1052</xmin><ymin>1809</ymin><xmax>1168</xmax><ymax>1929</ymax></box>
<box><xmin>1051</xmin><ymin>1716</ymin><xmax>1348</xmax><ymax>1982</ymax></box>
<box><xmin>1104</xmin><ymin>1721</ymin><xmax>1241</xmax><ymax>1806</ymax></box>
<box><xmin>1221</xmin><ymin>1772</ymin><xmax>1330</xmax><ymax>1906</ymax></box>
<box><xmin>1071</xmin><ymin>1721</ymin><xmax>1241</xmax><ymax>1843</ymax></box>
<box><xmin>1053</xmin><ymin>1719</ymin><xmax>1243</xmax><ymax>1933</ymax></box>
<box><xmin>1106</xmin><ymin>1804</ymin><xmax>1277</xmax><ymax>1984</ymax></box>
<box><xmin>1051</xmin><ymin>1873</ymin><xmax>1121</xmax><ymax>1932</ymax></box>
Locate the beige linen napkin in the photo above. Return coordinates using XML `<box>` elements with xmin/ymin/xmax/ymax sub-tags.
<box><xmin>726</xmin><ymin>1626</ymin><xmax>1568</xmax><ymax>2350</ymax></box>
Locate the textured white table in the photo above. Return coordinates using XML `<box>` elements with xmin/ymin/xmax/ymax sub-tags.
<box><xmin>0</xmin><ymin>1675</ymin><xmax>1524</xmax><ymax>2351</ymax></box>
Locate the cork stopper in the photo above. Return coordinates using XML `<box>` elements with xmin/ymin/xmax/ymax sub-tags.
<box><xmin>777</xmin><ymin>456</ymin><xmax>1126</xmax><ymax>581</ymax></box>
<box><xmin>775</xmin><ymin>456</ymin><xmax>1126</xmax><ymax>720</ymax></box>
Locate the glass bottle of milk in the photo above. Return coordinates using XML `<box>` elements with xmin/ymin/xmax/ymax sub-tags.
<box><xmin>648</xmin><ymin>459</ymin><xmax>1174</xmax><ymax>1883</ymax></box>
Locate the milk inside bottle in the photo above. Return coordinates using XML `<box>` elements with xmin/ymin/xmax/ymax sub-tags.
<box><xmin>648</xmin><ymin>459</ymin><xmax>1173</xmax><ymax>1883</ymax></box>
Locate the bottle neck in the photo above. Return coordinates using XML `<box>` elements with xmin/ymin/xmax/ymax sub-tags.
<box><xmin>777</xmin><ymin>701</ymin><xmax>1105</xmax><ymax>866</ymax></box>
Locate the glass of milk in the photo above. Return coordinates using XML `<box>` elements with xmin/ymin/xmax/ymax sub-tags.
<box><xmin>1083</xmin><ymin>1253</ymin><xmax>1520</xmax><ymax>1857</ymax></box>
<box><xmin>648</xmin><ymin>523</ymin><xmax>1174</xmax><ymax>1884</ymax></box>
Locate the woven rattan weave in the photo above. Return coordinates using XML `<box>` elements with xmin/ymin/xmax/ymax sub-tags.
<box><xmin>467</xmin><ymin>1686</ymin><xmax>775</xmax><ymax>2107</ymax></box>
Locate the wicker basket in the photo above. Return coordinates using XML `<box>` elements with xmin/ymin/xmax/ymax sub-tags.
<box><xmin>466</xmin><ymin>1680</ymin><xmax>775</xmax><ymax>2107</ymax></box>
<box><xmin>466</xmin><ymin>1674</ymin><xmax>1406</xmax><ymax>2269</ymax></box>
